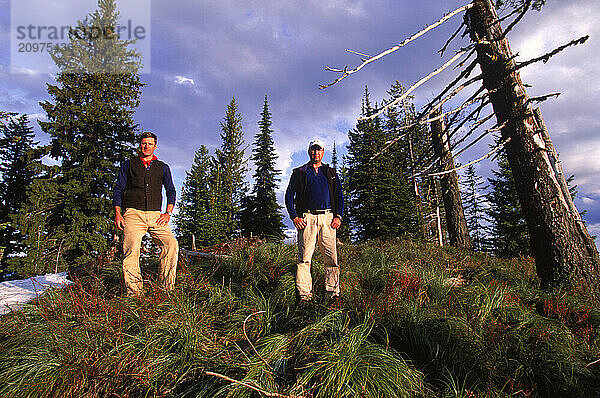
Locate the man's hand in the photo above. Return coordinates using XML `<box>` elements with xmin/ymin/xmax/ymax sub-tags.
<box><xmin>114</xmin><ymin>206</ymin><xmax>125</xmax><ymax>230</ymax></box>
<box><xmin>331</xmin><ymin>217</ymin><xmax>341</xmax><ymax>229</ymax></box>
<box><xmin>293</xmin><ymin>217</ymin><xmax>306</xmax><ymax>229</ymax></box>
<box><xmin>157</xmin><ymin>213</ymin><xmax>171</xmax><ymax>226</ymax></box>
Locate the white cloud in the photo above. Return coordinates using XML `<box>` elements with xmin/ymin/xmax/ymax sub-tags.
<box><xmin>174</xmin><ymin>75</ymin><xmax>195</xmax><ymax>86</ymax></box>
<box><xmin>27</xmin><ymin>112</ymin><xmax>46</xmax><ymax>121</ymax></box>
<box><xmin>582</xmin><ymin>197</ymin><xmax>595</xmax><ymax>205</ymax></box>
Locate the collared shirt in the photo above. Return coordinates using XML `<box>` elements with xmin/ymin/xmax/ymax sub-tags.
<box><xmin>112</xmin><ymin>158</ymin><xmax>176</xmax><ymax>208</ymax></box>
<box><xmin>305</xmin><ymin>165</ymin><xmax>331</xmax><ymax>212</ymax></box>
<box><xmin>141</xmin><ymin>154</ymin><xmax>158</xmax><ymax>169</ymax></box>
<box><xmin>285</xmin><ymin>163</ymin><xmax>344</xmax><ymax>220</ymax></box>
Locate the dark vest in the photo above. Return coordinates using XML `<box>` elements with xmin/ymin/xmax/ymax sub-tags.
<box><xmin>291</xmin><ymin>163</ymin><xmax>341</xmax><ymax>217</ymax></box>
<box><xmin>122</xmin><ymin>157</ymin><xmax>165</xmax><ymax>211</ymax></box>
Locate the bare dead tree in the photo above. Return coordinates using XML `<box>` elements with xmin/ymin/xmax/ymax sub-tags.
<box><xmin>467</xmin><ymin>0</ymin><xmax>600</xmax><ymax>296</ymax></box>
<box><xmin>430</xmin><ymin>111</ymin><xmax>473</xmax><ymax>250</ymax></box>
<box><xmin>321</xmin><ymin>1</ymin><xmax>600</xmax><ymax>298</ymax></box>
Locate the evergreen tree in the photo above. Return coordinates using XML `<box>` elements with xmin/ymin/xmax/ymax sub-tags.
<box><xmin>15</xmin><ymin>0</ymin><xmax>143</xmax><ymax>273</ymax></box>
<box><xmin>176</xmin><ymin>146</ymin><xmax>216</xmax><ymax>248</ymax></box>
<box><xmin>331</xmin><ymin>141</ymin><xmax>339</xmax><ymax>170</ymax></box>
<box><xmin>384</xmin><ymin>82</ymin><xmax>424</xmax><ymax>236</ymax></box>
<box><xmin>216</xmin><ymin>97</ymin><xmax>247</xmax><ymax>238</ymax></box>
<box><xmin>240</xmin><ymin>95</ymin><xmax>284</xmax><ymax>241</ymax></box>
<box><xmin>460</xmin><ymin>165</ymin><xmax>489</xmax><ymax>251</ymax></box>
<box><xmin>486</xmin><ymin>152</ymin><xmax>530</xmax><ymax>257</ymax></box>
<box><xmin>346</xmin><ymin>86</ymin><xmax>420</xmax><ymax>241</ymax></box>
<box><xmin>0</xmin><ymin>113</ymin><xmax>43</xmax><ymax>279</ymax></box>
<box><xmin>336</xmin><ymin>154</ymin><xmax>352</xmax><ymax>242</ymax></box>
<box><xmin>206</xmin><ymin>156</ymin><xmax>229</xmax><ymax>244</ymax></box>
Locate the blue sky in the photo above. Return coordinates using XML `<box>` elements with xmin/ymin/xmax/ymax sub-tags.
<box><xmin>1</xmin><ymin>0</ymin><xmax>599</xmax><ymax>240</ymax></box>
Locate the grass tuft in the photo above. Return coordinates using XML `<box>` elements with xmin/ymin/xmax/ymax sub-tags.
<box><xmin>0</xmin><ymin>239</ymin><xmax>599</xmax><ymax>397</ymax></box>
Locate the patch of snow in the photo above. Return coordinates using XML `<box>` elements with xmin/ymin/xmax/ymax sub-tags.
<box><xmin>0</xmin><ymin>272</ymin><xmax>73</xmax><ymax>315</ymax></box>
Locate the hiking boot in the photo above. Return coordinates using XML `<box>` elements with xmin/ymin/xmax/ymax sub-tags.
<box><xmin>298</xmin><ymin>296</ymin><xmax>313</xmax><ymax>310</ymax></box>
<box><xmin>325</xmin><ymin>291</ymin><xmax>341</xmax><ymax>307</ymax></box>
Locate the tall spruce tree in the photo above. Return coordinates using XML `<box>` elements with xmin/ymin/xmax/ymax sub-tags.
<box><xmin>460</xmin><ymin>165</ymin><xmax>489</xmax><ymax>251</ymax></box>
<box><xmin>487</xmin><ymin>152</ymin><xmax>530</xmax><ymax>257</ymax></box>
<box><xmin>331</xmin><ymin>141</ymin><xmax>339</xmax><ymax>170</ymax></box>
<box><xmin>346</xmin><ymin>86</ymin><xmax>419</xmax><ymax>241</ymax></box>
<box><xmin>0</xmin><ymin>113</ymin><xmax>43</xmax><ymax>279</ymax></box>
<box><xmin>240</xmin><ymin>96</ymin><xmax>284</xmax><ymax>240</ymax></box>
<box><xmin>15</xmin><ymin>0</ymin><xmax>143</xmax><ymax>273</ymax></box>
<box><xmin>336</xmin><ymin>153</ymin><xmax>352</xmax><ymax>242</ymax></box>
<box><xmin>175</xmin><ymin>146</ymin><xmax>219</xmax><ymax>248</ymax></box>
<box><xmin>216</xmin><ymin>97</ymin><xmax>247</xmax><ymax>238</ymax></box>
<box><xmin>384</xmin><ymin>82</ymin><xmax>424</xmax><ymax>237</ymax></box>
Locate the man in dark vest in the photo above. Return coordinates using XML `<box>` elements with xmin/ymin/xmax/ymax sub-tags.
<box><xmin>285</xmin><ymin>139</ymin><xmax>344</xmax><ymax>304</ymax></box>
<box><xmin>113</xmin><ymin>132</ymin><xmax>179</xmax><ymax>295</ymax></box>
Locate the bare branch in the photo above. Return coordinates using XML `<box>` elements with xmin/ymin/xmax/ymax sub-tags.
<box><xmin>526</xmin><ymin>92</ymin><xmax>561</xmax><ymax>105</ymax></box>
<box><xmin>320</xmin><ymin>4</ymin><xmax>473</xmax><ymax>89</ymax></box>
<box><xmin>419</xmin><ymin>56</ymin><xmax>480</xmax><ymax>116</ymax></box>
<box><xmin>345</xmin><ymin>49</ymin><xmax>371</xmax><ymax>58</ymax></box>
<box><xmin>587</xmin><ymin>358</ymin><xmax>600</xmax><ymax>368</ymax></box>
<box><xmin>370</xmin><ymin>91</ymin><xmax>488</xmax><ymax>160</ymax></box>
<box><xmin>243</xmin><ymin>311</ymin><xmax>275</xmax><ymax>373</ymax></box>
<box><xmin>445</xmin><ymin>99</ymin><xmax>491</xmax><ymax>147</ymax></box>
<box><xmin>498</xmin><ymin>0</ymin><xmax>531</xmax><ymax>40</ymax></box>
<box><xmin>427</xmin><ymin>137</ymin><xmax>511</xmax><ymax>177</ymax></box>
<box><xmin>451</xmin><ymin>111</ymin><xmax>495</xmax><ymax>152</ymax></box>
<box><xmin>205</xmin><ymin>371</ymin><xmax>306</xmax><ymax>398</ymax></box>
<box><xmin>453</xmin><ymin>119</ymin><xmax>507</xmax><ymax>159</ymax></box>
<box><xmin>439</xmin><ymin>20</ymin><xmax>466</xmax><ymax>57</ymax></box>
<box><xmin>360</xmin><ymin>50</ymin><xmax>468</xmax><ymax>121</ymax></box>
<box><xmin>515</xmin><ymin>36</ymin><xmax>589</xmax><ymax>70</ymax></box>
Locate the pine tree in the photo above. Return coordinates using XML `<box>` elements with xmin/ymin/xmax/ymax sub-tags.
<box><xmin>460</xmin><ymin>165</ymin><xmax>488</xmax><ymax>251</ymax></box>
<box><xmin>331</xmin><ymin>141</ymin><xmax>339</xmax><ymax>170</ymax></box>
<box><xmin>0</xmin><ymin>113</ymin><xmax>43</xmax><ymax>279</ymax></box>
<box><xmin>240</xmin><ymin>96</ymin><xmax>284</xmax><ymax>241</ymax></box>
<box><xmin>15</xmin><ymin>0</ymin><xmax>143</xmax><ymax>273</ymax></box>
<box><xmin>346</xmin><ymin>86</ymin><xmax>420</xmax><ymax>241</ymax></box>
<box><xmin>486</xmin><ymin>152</ymin><xmax>530</xmax><ymax>257</ymax></box>
<box><xmin>206</xmin><ymin>157</ymin><xmax>229</xmax><ymax>244</ymax></box>
<box><xmin>216</xmin><ymin>97</ymin><xmax>247</xmax><ymax>238</ymax></box>
<box><xmin>384</xmin><ymin>82</ymin><xmax>424</xmax><ymax>237</ymax></box>
<box><xmin>175</xmin><ymin>146</ymin><xmax>212</xmax><ymax>248</ymax></box>
<box><xmin>336</xmin><ymin>154</ymin><xmax>352</xmax><ymax>242</ymax></box>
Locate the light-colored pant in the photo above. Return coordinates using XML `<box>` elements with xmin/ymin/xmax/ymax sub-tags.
<box><xmin>122</xmin><ymin>208</ymin><xmax>179</xmax><ymax>295</ymax></box>
<box><xmin>296</xmin><ymin>212</ymin><xmax>340</xmax><ymax>299</ymax></box>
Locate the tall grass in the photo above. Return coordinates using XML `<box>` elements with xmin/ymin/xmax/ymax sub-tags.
<box><xmin>0</xmin><ymin>239</ymin><xmax>599</xmax><ymax>397</ymax></box>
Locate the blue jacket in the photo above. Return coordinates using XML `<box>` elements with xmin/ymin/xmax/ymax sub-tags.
<box><xmin>285</xmin><ymin>163</ymin><xmax>344</xmax><ymax>220</ymax></box>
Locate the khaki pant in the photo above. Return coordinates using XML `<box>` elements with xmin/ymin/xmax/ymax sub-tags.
<box><xmin>296</xmin><ymin>212</ymin><xmax>340</xmax><ymax>300</ymax></box>
<box><xmin>122</xmin><ymin>208</ymin><xmax>179</xmax><ymax>295</ymax></box>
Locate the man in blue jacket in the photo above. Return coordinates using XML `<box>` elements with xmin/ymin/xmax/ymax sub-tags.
<box><xmin>285</xmin><ymin>139</ymin><xmax>344</xmax><ymax>304</ymax></box>
<box><xmin>113</xmin><ymin>132</ymin><xmax>179</xmax><ymax>295</ymax></box>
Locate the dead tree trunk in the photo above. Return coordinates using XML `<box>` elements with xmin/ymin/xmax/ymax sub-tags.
<box><xmin>430</xmin><ymin>111</ymin><xmax>473</xmax><ymax>250</ymax></box>
<box><xmin>467</xmin><ymin>0</ymin><xmax>600</xmax><ymax>296</ymax></box>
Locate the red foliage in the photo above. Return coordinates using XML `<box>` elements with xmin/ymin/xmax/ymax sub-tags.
<box><xmin>543</xmin><ymin>297</ymin><xmax>594</xmax><ymax>343</ymax></box>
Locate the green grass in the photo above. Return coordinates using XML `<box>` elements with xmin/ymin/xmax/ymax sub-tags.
<box><xmin>0</xmin><ymin>238</ymin><xmax>599</xmax><ymax>397</ymax></box>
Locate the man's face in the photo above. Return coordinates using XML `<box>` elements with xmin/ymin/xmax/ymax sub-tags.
<box><xmin>139</xmin><ymin>137</ymin><xmax>157</xmax><ymax>158</ymax></box>
<box><xmin>308</xmin><ymin>145</ymin><xmax>324</xmax><ymax>163</ymax></box>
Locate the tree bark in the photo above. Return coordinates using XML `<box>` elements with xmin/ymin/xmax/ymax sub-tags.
<box><xmin>431</xmin><ymin>111</ymin><xmax>473</xmax><ymax>250</ymax></box>
<box><xmin>467</xmin><ymin>0</ymin><xmax>600</xmax><ymax>297</ymax></box>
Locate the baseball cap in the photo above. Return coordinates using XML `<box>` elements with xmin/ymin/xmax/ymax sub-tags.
<box><xmin>308</xmin><ymin>139</ymin><xmax>325</xmax><ymax>150</ymax></box>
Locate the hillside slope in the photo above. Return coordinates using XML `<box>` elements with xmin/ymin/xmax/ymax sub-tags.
<box><xmin>1</xmin><ymin>239</ymin><xmax>599</xmax><ymax>397</ymax></box>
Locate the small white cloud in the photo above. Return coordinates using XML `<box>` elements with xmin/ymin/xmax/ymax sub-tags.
<box><xmin>582</xmin><ymin>197</ymin><xmax>595</xmax><ymax>205</ymax></box>
<box><xmin>27</xmin><ymin>113</ymin><xmax>46</xmax><ymax>121</ymax></box>
<box><xmin>174</xmin><ymin>75</ymin><xmax>195</xmax><ymax>86</ymax></box>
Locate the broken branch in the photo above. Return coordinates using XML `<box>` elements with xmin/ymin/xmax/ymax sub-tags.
<box><xmin>427</xmin><ymin>137</ymin><xmax>511</xmax><ymax>177</ymax></box>
<box><xmin>360</xmin><ymin>50</ymin><xmax>468</xmax><ymax>121</ymax></box>
<box><xmin>320</xmin><ymin>4</ymin><xmax>473</xmax><ymax>89</ymax></box>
